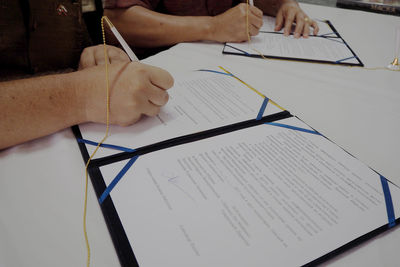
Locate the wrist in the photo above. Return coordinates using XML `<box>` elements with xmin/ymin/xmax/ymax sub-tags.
<box><xmin>255</xmin><ymin>0</ymin><xmax>298</xmax><ymax>16</ymax></box>
<box><xmin>66</xmin><ymin>70</ymin><xmax>91</xmax><ymax>124</ymax></box>
<box><xmin>203</xmin><ymin>16</ymin><xmax>217</xmax><ymax>41</ymax></box>
<box><xmin>279</xmin><ymin>0</ymin><xmax>299</xmax><ymax>8</ymax></box>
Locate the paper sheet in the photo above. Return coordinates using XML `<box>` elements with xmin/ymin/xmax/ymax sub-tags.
<box><xmin>100</xmin><ymin>117</ymin><xmax>400</xmax><ymax>267</ymax></box>
<box><xmin>79</xmin><ymin>69</ymin><xmax>284</xmax><ymax>157</ymax></box>
<box><xmin>260</xmin><ymin>16</ymin><xmax>332</xmax><ymax>35</ymax></box>
<box><xmin>224</xmin><ymin>17</ymin><xmax>360</xmax><ymax>65</ymax></box>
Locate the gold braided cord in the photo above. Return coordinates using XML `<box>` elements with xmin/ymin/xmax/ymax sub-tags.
<box><xmin>246</xmin><ymin>0</ymin><xmax>269</xmax><ymax>60</ymax></box>
<box><xmin>218</xmin><ymin>66</ymin><xmax>286</xmax><ymax>111</ymax></box>
<box><xmin>80</xmin><ymin>9</ymin><xmax>398</xmax><ymax>267</ymax></box>
<box><xmin>82</xmin><ymin>16</ymin><xmax>112</xmax><ymax>267</ymax></box>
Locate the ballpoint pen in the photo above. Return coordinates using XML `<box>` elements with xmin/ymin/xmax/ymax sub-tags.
<box><xmin>103</xmin><ymin>16</ymin><xmax>139</xmax><ymax>62</ymax></box>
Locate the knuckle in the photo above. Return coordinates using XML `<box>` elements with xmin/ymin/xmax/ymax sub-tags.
<box><xmin>80</xmin><ymin>51</ymin><xmax>91</xmax><ymax>61</ymax></box>
<box><xmin>120</xmin><ymin>52</ymin><xmax>129</xmax><ymax>61</ymax></box>
<box><xmin>136</xmin><ymin>84</ymin><xmax>149</xmax><ymax>94</ymax></box>
<box><xmin>79</xmin><ymin>53</ymin><xmax>91</xmax><ymax>64</ymax></box>
<box><xmin>79</xmin><ymin>53</ymin><xmax>87</xmax><ymax>62</ymax></box>
<box><xmin>134</xmin><ymin>65</ymin><xmax>148</xmax><ymax>76</ymax></box>
<box><xmin>108</xmin><ymin>48</ymin><xmax>117</xmax><ymax>57</ymax></box>
<box><xmin>82</xmin><ymin>47</ymin><xmax>91</xmax><ymax>54</ymax></box>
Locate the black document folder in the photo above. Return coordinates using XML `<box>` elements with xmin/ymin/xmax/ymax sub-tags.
<box><xmin>223</xmin><ymin>20</ymin><xmax>364</xmax><ymax>66</ymax></box>
<box><xmin>73</xmin><ymin>69</ymin><xmax>398</xmax><ymax>267</ymax></box>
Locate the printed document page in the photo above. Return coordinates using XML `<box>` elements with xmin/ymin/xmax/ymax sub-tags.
<box><xmin>100</xmin><ymin>117</ymin><xmax>400</xmax><ymax>267</ymax></box>
<box><xmin>224</xmin><ymin>16</ymin><xmax>360</xmax><ymax>64</ymax></box>
<box><xmin>79</xmin><ymin>69</ymin><xmax>283</xmax><ymax>157</ymax></box>
<box><xmin>260</xmin><ymin>16</ymin><xmax>332</xmax><ymax>34</ymax></box>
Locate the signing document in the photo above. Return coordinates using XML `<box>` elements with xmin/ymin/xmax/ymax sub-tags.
<box><xmin>79</xmin><ymin>69</ymin><xmax>284</xmax><ymax>157</ymax></box>
<box><xmin>223</xmin><ymin>16</ymin><xmax>363</xmax><ymax>66</ymax></box>
<box><xmin>100</xmin><ymin>116</ymin><xmax>400</xmax><ymax>267</ymax></box>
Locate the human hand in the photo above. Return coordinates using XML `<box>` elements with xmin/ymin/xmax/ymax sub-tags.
<box><xmin>78</xmin><ymin>44</ymin><xmax>130</xmax><ymax>70</ymax></box>
<box><xmin>274</xmin><ymin>0</ymin><xmax>319</xmax><ymax>38</ymax></box>
<box><xmin>77</xmin><ymin>62</ymin><xmax>174</xmax><ymax>126</ymax></box>
<box><xmin>210</xmin><ymin>3</ymin><xmax>263</xmax><ymax>43</ymax></box>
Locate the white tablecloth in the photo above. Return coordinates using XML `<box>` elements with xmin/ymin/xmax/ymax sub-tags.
<box><xmin>1</xmin><ymin>4</ymin><xmax>399</xmax><ymax>267</ymax></box>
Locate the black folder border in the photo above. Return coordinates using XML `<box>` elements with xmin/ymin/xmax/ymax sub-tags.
<box><xmin>303</xmin><ymin>218</ymin><xmax>400</xmax><ymax>266</ymax></box>
<box><xmin>89</xmin><ymin>110</ymin><xmax>290</xmax><ymax>167</ymax></box>
<box><xmin>73</xmin><ymin>111</ymin><xmax>399</xmax><ymax>267</ymax></box>
<box><xmin>222</xmin><ymin>20</ymin><xmax>364</xmax><ymax>67</ymax></box>
<box><xmin>72</xmin><ymin>110</ymin><xmax>291</xmax><ymax>267</ymax></box>
<box><xmin>288</xmin><ymin>116</ymin><xmax>400</xmax><ymax>264</ymax></box>
<box><xmin>73</xmin><ymin>125</ymin><xmax>139</xmax><ymax>267</ymax></box>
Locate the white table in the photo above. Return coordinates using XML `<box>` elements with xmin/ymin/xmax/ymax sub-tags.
<box><xmin>1</xmin><ymin>4</ymin><xmax>399</xmax><ymax>267</ymax></box>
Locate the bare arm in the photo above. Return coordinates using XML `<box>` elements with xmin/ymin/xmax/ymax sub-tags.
<box><xmin>105</xmin><ymin>7</ymin><xmax>213</xmax><ymax>48</ymax></box>
<box><xmin>0</xmin><ymin>61</ymin><xmax>173</xmax><ymax>149</ymax></box>
<box><xmin>0</xmin><ymin>72</ymin><xmax>85</xmax><ymax>149</ymax></box>
<box><xmin>253</xmin><ymin>0</ymin><xmax>285</xmax><ymax>16</ymax></box>
<box><xmin>104</xmin><ymin>4</ymin><xmax>263</xmax><ymax>47</ymax></box>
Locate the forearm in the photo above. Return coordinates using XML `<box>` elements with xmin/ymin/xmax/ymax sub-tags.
<box><xmin>253</xmin><ymin>0</ymin><xmax>298</xmax><ymax>16</ymax></box>
<box><xmin>104</xmin><ymin>6</ymin><xmax>215</xmax><ymax>48</ymax></box>
<box><xmin>0</xmin><ymin>73</ymin><xmax>85</xmax><ymax>149</ymax></box>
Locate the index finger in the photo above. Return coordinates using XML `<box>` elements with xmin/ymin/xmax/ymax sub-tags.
<box><xmin>284</xmin><ymin>11</ymin><xmax>296</xmax><ymax>36</ymax></box>
<box><xmin>249</xmin><ymin>13</ymin><xmax>263</xmax><ymax>29</ymax></box>
<box><xmin>275</xmin><ymin>10</ymin><xmax>284</xmax><ymax>31</ymax></box>
<box><xmin>79</xmin><ymin>47</ymin><xmax>96</xmax><ymax>69</ymax></box>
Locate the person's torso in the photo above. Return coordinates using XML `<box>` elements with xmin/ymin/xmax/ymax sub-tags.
<box><xmin>0</xmin><ymin>0</ymin><xmax>91</xmax><ymax>79</ymax></box>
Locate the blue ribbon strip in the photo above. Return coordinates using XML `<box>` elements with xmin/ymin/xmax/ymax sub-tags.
<box><xmin>77</xmin><ymin>138</ymin><xmax>135</xmax><ymax>152</ymax></box>
<box><xmin>265</xmin><ymin>122</ymin><xmax>321</xmax><ymax>135</ymax></box>
<box><xmin>256</xmin><ymin>97</ymin><xmax>269</xmax><ymax>120</ymax></box>
<box><xmin>224</xmin><ymin>44</ymin><xmax>251</xmax><ymax>56</ymax></box>
<box><xmin>380</xmin><ymin>175</ymin><xmax>396</xmax><ymax>228</ymax></box>
<box><xmin>197</xmin><ymin>69</ymin><xmax>233</xmax><ymax>77</ymax></box>
<box><xmin>318</xmin><ymin>32</ymin><xmax>336</xmax><ymax>37</ymax></box>
<box><xmin>99</xmin><ymin>155</ymin><xmax>139</xmax><ymax>204</ymax></box>
<box><xmin>336</xmin><ymin>56</ymin><xmax>355</xmax><ymax>63</ymax></box>
<box><xmin>265</xmin><ymin>123</ymin><xmax>396</xmax><ymax>227</ymax></box>
<box><xmin>77</xmin><ymin>138</ymin><xmax>139</xmax><ymax>204</ymax></box>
